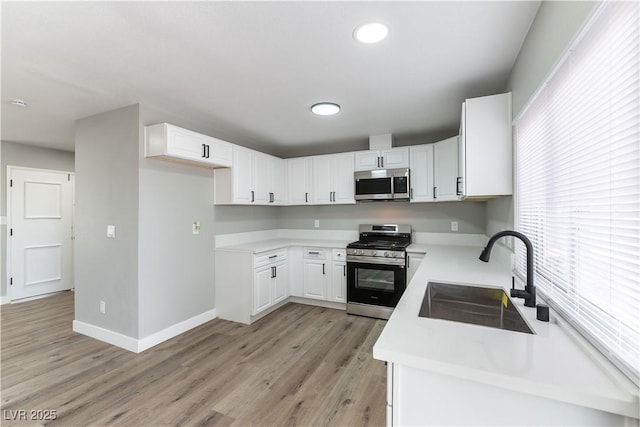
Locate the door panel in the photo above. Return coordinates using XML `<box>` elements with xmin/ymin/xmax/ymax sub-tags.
<box><xmin>10</xmin><ymin>168</ymin><xmax>74</xmax><ymax>300</ymax></box>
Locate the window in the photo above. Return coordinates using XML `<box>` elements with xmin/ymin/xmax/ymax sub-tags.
<box><xmin>514</xmin><ymin>1</ymin><xmax>639</xmax><ymax>383</ymax></box>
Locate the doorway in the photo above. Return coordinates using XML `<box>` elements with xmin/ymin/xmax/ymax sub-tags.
<box><xmin>7</xmin><ymin>166</ymin><xmax>74</xmax><ymax>301</ymax></box>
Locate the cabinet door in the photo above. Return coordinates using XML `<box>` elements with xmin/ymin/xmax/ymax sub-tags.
<box><xmin>312</xmin><ymin>155</ymin><xmax>333</xmax><ymax>204</ymax></box>
<box><xmin>331</xmin><ymin>261</ymin><xmax>347</xmax><ymax>303</ymax></box>
<box><xmin>303</xmin><ymin>260</ymin><xmax>326</xmax><ymax>299</ymax></box>
<box><xmin>287</xmin><ymin>157</ymin><xmax>312</xmax><ymax>205</ymax></box>
<box><xmin>253</xmin><ymin>266</ymin><xmax>272</xmax><ymax>315</ymax></box>
<box><xmin>253</xmin><ymin>152</ymin><xmax>272</xmax><ymax>205</ymax></box>
<box><xmin>273</xmin><ymin>262</ymin><xmax>288</xmax><ymax>304</ymax></box>
<box><xmin>271</xmin><ymin>157</ymin><xmax>287</xmax><ymax>205</ymax></box>
<box><xmin>407</xmin><ymin>253</ymin><xmax>424</xmax><ymax>282</ymax></box>
<box><xmin>166</xmin><ymin>125</ymin><xmax>209</xmax><ymax>161</ymax></box>
<box><xmin>332</xmin><ymin>152</ymin><xmax>355</xmax><ymax>204</ymax></box>
<box><xmin>381</xmin><ymin>147</ymin><xmax>409</xmax><ymax>169</ymax></box>
<box><xmin>409</xmin><ymin>144</ymin><xmax>434</xmax><ymax>203</ymax></box>
<box><xmin>207</xmin><ymin>136</ymin><xmax>233</xmax><ymax>167</ymax></box>
<box><xmin>233</xmin><ymin>147</ymin><xmax>255</xmax><ymax>204</ymax></box>
<box><xmin>354</xmin><ymin>150</ymin><xmax>381</xmax><ymax>171</ymax></box>
<box><xmin>434</xmin><ymin>137</ymin><xmax>459</xmax><ymax>201</ymax></box>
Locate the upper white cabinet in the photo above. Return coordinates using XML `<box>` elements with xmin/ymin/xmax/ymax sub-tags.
<box><xmin>458</xmin><ymin>92</ymin><xmax>513</xmax><ymax>199</ymax></box>
<box><xmin>144</xmin><ymin>123</ymin><xmax>232</xmax><ymax>168</ymax></box>
<box><xmin>312</xmin><ymin>152</ymin><xmax>355</xmax><ymax>205</ymax></box>
<box><xmin>433</xmin><ymin>136</ymin><xmax>459</xmax><ymax>201</ymax></box>
<box><xmin>214</xmin><ymin>146</ymin><xmax>287</xmax><ymax>205</ymax></box>
<box><xmin>409</xmin><ymin>137</ymin><xmax>459</xmax><ymax>203</ymax></box>
<box><xmin>287</xmin><ymin>157</ymin><xmax>313</xmax><ymax>205</ymax></box>
<box><xmin>409</xmin><ymin>144</ymin><xmax>435</xmax><ymax>202</ymax></box>
<box><xmin>354</xmin><ymin>147</ymin><xmax>409</xmax><ymax>171</ymax></box>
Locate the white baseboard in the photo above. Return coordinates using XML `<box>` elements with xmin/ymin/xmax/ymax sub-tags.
<box><xmin>138</xmin><ymin>308</ymin><xmax>217</xmax><ymax>352</ymax></box>
<box><xmin>73</xmin><ymin>320</ymin><xmax>140</xmax><ymax>352</ymax></box>
<box><xmin>73</xmin><ymin>308</ymin><xmax>217</xmax><ymax>353</ymax></box>
<box><xmin>0</xmin><ymin>296</ymin><xmax>10</xmax><ymax>305</ymax></box>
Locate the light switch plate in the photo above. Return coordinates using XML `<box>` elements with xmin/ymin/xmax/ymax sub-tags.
<box><xmin>192</xmin><ymin>221</ymin><xmax>201</xmax><ymax>235</ymax></box>
<box><xmin>107</xmin><ymin>225</ymin><xmax>116</xmax><ymax>238</ymax></box>
<box><xmin>314</xmin><ymin>219</ymin><xmax>320</xmax><ymax>228</ymax></box>
<box><xmin>451</xmin><ymin>221</ymin><xmax>459</xmax><ymax>232</ymax></box>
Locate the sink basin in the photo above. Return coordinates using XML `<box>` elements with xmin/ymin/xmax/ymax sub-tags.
<box><xmin>419</xmin><ymin>281</ymin><xmax>534</xmax><ymax>334</ymax></box>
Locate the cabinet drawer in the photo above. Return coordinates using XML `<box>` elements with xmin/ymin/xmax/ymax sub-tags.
<box><xmin>254</xmin><ymin>249</ymin><xmax>287</xmax><ymax>268</ymax></box>
<box><xmin>332</xmin><ymin>249</ymin><xmax>346</xmax><ymax>261</ymax></box>
<box><xmin>303</xmin><ymin>248</ymin><xmax>327</xmax><ymax>260</ymax></box>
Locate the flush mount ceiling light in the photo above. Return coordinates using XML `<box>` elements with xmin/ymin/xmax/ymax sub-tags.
<box><xmin>11</xmin><ymin>99</ymin><xmax>27</xmax><ymax>107</ymax></box>
<box><xmin>354</xmin><ymin>22</ymin><xmax>389</xmax><ymax>44</ymax></box>
<box><xmin>311</xmin><ymin>102</ymin><xmax>341</xmax><ymax>116</ymax></box>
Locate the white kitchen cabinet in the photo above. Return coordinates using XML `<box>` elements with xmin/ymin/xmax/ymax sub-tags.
<box><xmin>214</xmin><ymin>146</ymin><xmax>287</xmax><ymax>205</ymax></box>
<box><xmin>287</xmin><ymin>157</ymin><xmax>313</xmax><ymax>205</ymax></box>
<box><xmin>312</xmin><ymin>152</ymin><xmax>355</xmax><ymax>205</ymax></box>
<box><xmin>354</xmin><ymin>147</ymin><xmax>409</xmax><ymax>171</ymax></box>
<box><xmin>144</xmin><ymin>123</ymin><xmax>232</xmax><ymax>168</ymax></box>
<box><xmin>253</xmin><ymin>266</ymin><xmax>272</xmax><ymax>315</ymax></box>
<box><xmin>215</xmin><ymin>248</ymin><xmax>288</xmax><ymax>324</ymax></box>
<box><xmin>409</xmin><ymin>144</ymin><xmax>435</xmax><ymax>202</ymax></box>
<box><xmin>331</xmin><ymin>262</ymin><xmax>347</xmax><ymax>303</ymax></box>
<box><xmin>407</xmin><ymin>252</ymin><xmax>425</xmax><ymax>282</ymax></box>
<box><xmin>303</xmin><ymin>248</ymin><xmax>329</xmax><ymax>300</ymax></box>
<box><xmin>458</xmin><ymin>92</ymin><xmax>513</xmax><ymax>199</ymax></box>
<box><xmin>433</xmin><ymin>136</ymin><xmax>459</xmax><ymax>201</ymax></box>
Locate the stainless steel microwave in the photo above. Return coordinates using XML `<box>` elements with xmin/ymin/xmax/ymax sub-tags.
<box><xmin>354</xmin><ymin>168</ymin><xmax>410</xmax><ymax>201</ymax></box>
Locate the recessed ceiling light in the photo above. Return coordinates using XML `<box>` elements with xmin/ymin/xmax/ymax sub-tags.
<box><xmin>311</xmin><ymin>102</ymin><xmax>341</xmax><ymax>116</ymax></box>
<box><xmin>354</xmin><ymin>22</ymin><xmax>389</xmax><ymax>44</ymax></box>
<box><xmin>11</xmin><ymin>99</ymin><xmax>27</xmax><ymax>107</ymax></box>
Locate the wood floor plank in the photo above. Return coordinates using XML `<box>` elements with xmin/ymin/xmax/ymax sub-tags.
<box><xmin>1</xmin><ymin>291</ymin><xmax>387</xmax><ymax>426</ymax></box>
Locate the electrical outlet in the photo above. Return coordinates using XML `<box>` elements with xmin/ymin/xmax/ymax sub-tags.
<box><xmin>192</xmin><ymin>221</ymin><xmax>201</xmax><ymax>235</ymax></box>
<box><xmin>451</xmin><ymin>221</ymin><xmax>459</xmax><ymax>232</ymax></box>
<box><xmin>99</xmin><ymin>300</ymin><xmax>106</xmax><ymax>314</ymax></box>
<box><xmin>107</xmin><ymin>225</ymin><xmax>116</xmax><ymax>238</ymax></box>
<box><xmin>314</xmin><ymin>219</ymin><xmax>320</xmax><ymax>228</ymax></box>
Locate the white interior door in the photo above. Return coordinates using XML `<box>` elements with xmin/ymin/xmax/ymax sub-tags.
<box><xmin>8</xmin><ymin>167</ymin><xmax>74</xmax><ymax>300</ymax></box>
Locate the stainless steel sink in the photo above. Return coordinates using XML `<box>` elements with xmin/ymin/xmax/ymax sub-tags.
<box><xmin>419</xmin><ymin>281</ymin><xmax>534</xmax><ymax>334</ymax></box>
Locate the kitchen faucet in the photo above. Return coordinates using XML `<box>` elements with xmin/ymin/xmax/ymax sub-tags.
<box><xmin>479</xmin><ymin>230</ymin><xmax>536</xmax><ymax>307</ymax></box>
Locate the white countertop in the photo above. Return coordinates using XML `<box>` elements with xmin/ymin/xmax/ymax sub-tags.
<box><xmin>215</xmin><ymin>238</ymin><xmax>352</xmax><ymax>253</ymax></box>
<box><xmin>373</xmin><ymin>244</ymin><xmax>639</xmax><ymax>418</ymax></box>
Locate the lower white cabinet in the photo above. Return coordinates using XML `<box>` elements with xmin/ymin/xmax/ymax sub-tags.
<box><xmin>303</xmin><ymin>248</ymin><xmax>328</xmax><ymax>300</ymax></box>
<box><xmin>253</xmin><ymin>261</ymin><xmax>288</xmax><ymax>315</ymax></box>
<box><xmin>215</xmin><ymin>245</ymin><xmax>346</xmax><ymax>324</ymax></box>
<box><xmin>407</xmin><ymin>252</ymin><xmax>425</xmax><ymax>282</ymax></box>
<box><xmin>331</xmin><ymin>261</ymin><xmax>347</xmax><ymax>303</ymax></box>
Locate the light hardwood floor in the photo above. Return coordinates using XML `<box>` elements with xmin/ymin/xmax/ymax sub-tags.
<box><xmin>1</xmin><ymin>292</ymin><xmax>388</xmax><ymax>426</ymax></box>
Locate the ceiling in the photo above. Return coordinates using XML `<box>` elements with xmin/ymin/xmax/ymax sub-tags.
<box><xmin>2</xmin><ymin>1</ymin><xmax>540</xmax><ymax>158</ymax></box>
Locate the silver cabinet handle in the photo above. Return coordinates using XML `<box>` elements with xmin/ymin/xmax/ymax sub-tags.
<box><xmin>305</xmin><ymin>192</ymin><xmax>308</xmax><ymax>203</ymax></box>
<box><xmin>433</xmin><ymin>187</ymin><xmax>437</xmax><ymax>199</ymax></box>
<box><xmin>377</xmin><ymin>156</ymin><xmax>381</xmax><ymax>168</ymax></box>
<box><xmin>268</xmin><ymin>255</ymin><xmax>277</xmax><ymax>259</ymax></box>
<box><xmin>322</xmin><ymin>263</ymin><xmax>325</xmax><ymax>275</ymax></box>
<box><xmin>381</xmin><ymin>156</ymin><xmax>384</xmax><ymax>168</ymax></box>
<box><xmin>269</xmin><ymin>192</ymin><xmax>274</xmax><ymax>203</ymax></box>
<box><xmin>202</xmin><ymin>144</ymin><xmax>207</xmax><ymax>158</ymax></box>
<box><xmin>308</xmin><ymin>251</ymin><xmax>320</xmax><ymax>255</ymax></box>
<box><xmin>251</xmin><ymin>190</ymin><xmax>255</xmax><ymax>202</ymax></box>
<box><xmin>343</xmin><ymin>265</ymin><xmax>346</xmax><ymax>276</ymax></box>
<box><xmin>456</xmin><ymin>177</ymin><xmax>463</xmax><ymax>196</ymax></box>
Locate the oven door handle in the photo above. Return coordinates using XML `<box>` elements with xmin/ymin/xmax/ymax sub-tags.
<box><xmin>347</xmin><ymin>255</ymin><xmax>406</xmax><ymax>266</ymax></box>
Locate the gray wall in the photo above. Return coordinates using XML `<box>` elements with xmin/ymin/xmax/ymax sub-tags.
<box><xmin>137</xmin><ymin>106</ymin><xmax>217</xmax><ymax>337</ymax></box>
<box><xmin>75</xmin><ymin>105</ymin><xmax>140</xmax><ymax>338</ymax></box>
<box><xmin>485</xmin><ymin>1</ymin><xmax>597</xmax><ymax>237</ymax></box>
<box><xmin>508</xmin><ymin>1</ymin><xmax>597</xmax><ymax>115</ymax></box>
<box><xmin>277</xmin><ymin>202</ymin><xmax>486</xmax><ymax>234</ymax></box>
<box><xmin>214</xmin><ymin>206</ymin><xmax>279</xmax><ymax>235</ymax></box>
<box><xmin>0</xmin><ymin>141</ymin><xmax>75</xmax><ymax>297</ymax></box>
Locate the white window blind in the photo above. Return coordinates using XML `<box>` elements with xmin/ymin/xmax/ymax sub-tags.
<box><xmin>515</xmin><ymin>1</ymin><xmax>639</xmax><ymax>383</ymax></box>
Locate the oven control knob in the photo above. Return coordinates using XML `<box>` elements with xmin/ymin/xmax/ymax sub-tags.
<box><xmin>371</xmin><ymin>250</ymin><xmax>377</xmax><ymax>256</ymax></box>
<box><xmin>384</xmin><ymin>251</ymin><xmax>390</xmax><ymax>257</ymax></box>
<box><xmin>357</xmin><ymin>249</ymin><xmax>364</xmax><ymax>255</ymax></box>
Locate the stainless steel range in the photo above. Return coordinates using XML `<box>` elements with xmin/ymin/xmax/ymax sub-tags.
<box><xmin>346</xmin><ymin>224</ymin><xmax>411</xmax><ymax>320</ymax></box>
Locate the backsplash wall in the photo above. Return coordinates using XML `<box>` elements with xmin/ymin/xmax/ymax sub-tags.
<box><xmin>276</xmin><ymin>201</ymin><xmax>487</xmax><ymax>234</ymax></box>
